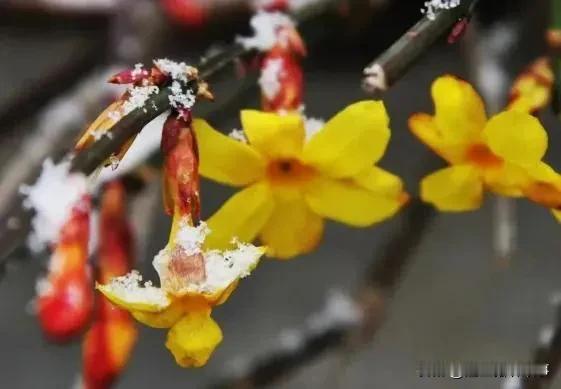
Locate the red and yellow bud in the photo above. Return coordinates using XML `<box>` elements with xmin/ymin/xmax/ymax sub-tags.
<box><xmin>83</xmin><ymin>181</ymin><xmax>137</xmax><ymax>389</ymax></box>
<box><xmin>507</xmin><ymin>57</ymin><xmax>553</xmax><ymax>114</ymax></box>
<box><xmin>37</xmin><ymin>197</ymin><xmax>94</xmax><ymax>342</ymax></box>
<box><xmin>260</xmin><ymin>26</ymin><xmax>306</xmax><ymax>112</ymax></box>
<box><xmin>161</xmin><ymin>114</ymin><xmax>201</xmax><ymax>222</ymax></box>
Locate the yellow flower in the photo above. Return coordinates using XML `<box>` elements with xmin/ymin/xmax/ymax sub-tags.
<box><xmin>97</xmin><ymin>214</ymin><xmax>265</xmax><ymax>367</ymax></box>
<box><xmin>193</xmin><ymin>101</ymin><xmax>408</xmax><ymax>259</ymax></box>
<box><xmin>409</xmin><ymin>75</ymin><xmax>561</xmax><ymax>213</ymax></box>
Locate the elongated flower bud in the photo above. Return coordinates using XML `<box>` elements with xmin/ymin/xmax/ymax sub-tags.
<box><xmin>161</xmin><ymin>114</ymin><xmax>200</xmax><ymax>222</ymax></box>
<box><xmin>37</xmin><ymin>196</ymin><xmax>93</xmax><ymax>342</ymax></box>
<box><xmin>83</xmin><ymin>182</ymin><xmax>137</xmax><ymax>389</ymax></box>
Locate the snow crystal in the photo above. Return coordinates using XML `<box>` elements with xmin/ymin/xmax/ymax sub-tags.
<box><xmin>203</xmin><ymin>240</ymin><xmax>264</xmax><ymax>292</ymax></box>
<box><xmin>174</xmin><ymin>221</ymin><xmax>210</xmax><ymax>256</ymax></box>
<box><xmin>236</xmin><ymin>11</ymin><xmax>295</xmax><ymax>51</ymax></box>
<box><xmin>154</xmin><ymin>58</ymin><xmax>197</xmax><ymax>83</ymax></box>
<box><xmin>100</xmin><ymin>270</ymin><xmax>170</xmax><ymax>308</ymax></box>
<box><xmin>229</xmin><ymin>129</ymin><xmax>248</xmax><ymax>143</ymax></box>
<box><xmin>259</xmin><ymin>58</ymin><xmax>284</xmax><ymax>100</ymax></box>
<box><xmin>122</xmin><ymin>85</ymin><xmax>160</xmax><ymax>115</ymax></box>
<box><xmin>307</xmin><ymin>290</ymin><xmax>362</xmax><ymax>333</ymax></box>
<box><xmin>20</xmin><ymin>159</ymin><xmax>88</xmax><ymax>250</ymax></box>
<box><xmin>304</xmin><ymin>116</ymin><xmax>325</xmax><ymax>142</ymax></box>
<box><xmin>168</xmin><ymin>80</ymin><xmax>196</xmax><ymax>110</ymax></box>
<box><xmin>422</xmin><ymin>0</ymin><xmax>461</xmax><ymax>20</ymax></box>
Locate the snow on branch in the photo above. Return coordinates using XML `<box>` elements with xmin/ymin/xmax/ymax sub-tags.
<box><xmin>362</xmin><ymin>0</ymin><xmax>478</xmax><ymax>93</ymax></box>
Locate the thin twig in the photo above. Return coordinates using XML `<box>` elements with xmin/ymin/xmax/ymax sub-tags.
<box><xmin>209</xmin><ymin>196</ymin><xmax>437</xmax><ymax>389</ymax></box>
<box><xmin>362</xmin><ymin>0</ymin><xmax>479</xmax><ymax>93</ymax></box>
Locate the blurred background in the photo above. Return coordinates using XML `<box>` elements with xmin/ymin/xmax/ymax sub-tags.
<box><xmin>1</xmin><ymin>0</ymin><xmax>560</xmax><ymax>388</ymax></box>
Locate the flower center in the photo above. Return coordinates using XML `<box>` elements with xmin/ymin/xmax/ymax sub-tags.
<box><xmin>266</xmin><ymin>158</ymin><xmax>315</xmax><ymax>186</ymax></box>
<box><xmin>465</xmin><ymin>143</ymin><xmax>503</xmax><ymax>169</ymax></box>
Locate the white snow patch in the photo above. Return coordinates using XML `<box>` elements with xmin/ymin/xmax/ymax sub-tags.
<box><xmin>131</xmin><ymin>63</ymin><xmax>144</xmax><ymax>77</ymax></box>
<box><xmin>236</xmin><ymin>11</ymin><xmax>295</xmax><ymax>51</ymax></box>
<box><xmin>99</xmin><ymin>270</ymin><xmax>170</xmax><ymax>308</ymax></box>
<box><xmin>169</xmin><ymin>80</ymin><xmax>196</xmax><ymax>110</ymax></box>
<box><xmin>304</xmin><ymin>116</ymin><xmax>325</xmax><ymax>142</ymax></box>
<box><xmin>154</xmin><ymin>58</ymin><xmax>197</xmax><ymax>83</ymax></box>
<box><xmin>20</xmin><ymin>159</ymin><xmax>88</xmax><ymax>251</ymax></box>
<box><xmin>259</xmin><ymin>58</ymin><xmax>284</xmax><ymax>100</ymax></box>
<box><xmin>175</xmin><ymin>222</ymin><xmax>210</xmax><ymax>256</ymax></box>
<box><xmin>307</xmin><ymin>290</ymin><xmax>362</xmax><ymax>334</ymax></box>
<box><xmin>122</xmin><ymin>85</ymin><xmax>160</xmax><ymax>115</ymax></box>
<box><xmin>229</xmin><ymin>129</ymin><xmax>248</xmax><ymax>143</ymax></box>
<box><xmin>421</xmin><ymin>0</ymin><xmax>461</xmax><ymax>20</ymax></box>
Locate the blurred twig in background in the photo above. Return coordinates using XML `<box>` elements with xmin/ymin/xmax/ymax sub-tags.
<box><xmin>209</xmin><ymin>196</ymin><xmax>436</xmax><ymax>389</ymax></box>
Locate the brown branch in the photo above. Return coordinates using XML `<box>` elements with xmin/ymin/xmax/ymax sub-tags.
<box><xmin>362</xmin><ymin>0</ymin><xmax>479</xmax><ymax>93</ymax></box>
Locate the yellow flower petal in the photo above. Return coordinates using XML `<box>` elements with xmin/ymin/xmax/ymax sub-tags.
<box><xmin>96</xmin><ymin>278</ymin><xmax>171</xmax><ymax>313</ymax></box>
<box><xmin>353</xmin><ymin>166</ymin><xmax>404</xmax><ymax>198</ymax></box>
<box><xmin>420</xmin><ymin>165</ymin><xmax>483</xmax><ymax>212</ymax></box>
<box><xmin>193</xmin><ymin>119</ymin><xmax>265</xmax><ymax>186</ymax></box>
<box><xmin>241</xmin><ymin>110</ymin><xmax>305</xmax><ymax>159</ymax></box>
<box><xmin>483</xmin><ymin>162</ymin><xmax>528</xmax><ymax>197</ymax></box>
<box><xmin>304</xmin><ymin>176</ymin><xmax>405</xmax><ymax>227</ymax></box>
<box><xmin>432</xmin><ymin>75</ymin><xmax>487</xmax><ymax>143</ymax></box>
<box><xmin>552</xmin><ymin>210</ymin><xmax>561</xmax><ymax>223</ymax></box>
<box><xmin>302</xmin><ymin>101</ymin><xmax>390</xmax><ymax>178</ymax></box>
<box><xmin>482</xmin><ymin>111</ymin><xmax>547</xmax><ymax>167</ymax></box>
<box><xmin>521</xmin><ymin>162</ymin><xmax>561</xmax><ymax>209</ymax></box>
<box><xmin>131</xmin><ymin>301</ymin><xmax>185</xmax><ymax>329</ymax></box>
<box><xmin>259</xmin><ymin>197</ymin><xmax>324</xmax><ymax>259</ymax></box>
<box><xmin>408</xmin><ymin>113</ymin><xmax>470</xmax><ymax>164</ymax></box>
<box><xmin>206</xmin><ymin>182</ymin><xmax>274</xmax><ymax>250</ymax></box>
<box><xmin>165</xmin><ymin>311</ymin><xmax>223</xmax><ymax>368</ymax></box>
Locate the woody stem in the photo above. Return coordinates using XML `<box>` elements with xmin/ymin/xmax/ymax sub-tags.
<box><xmin>362</xmin><ymin>0</ymin><xmax>479</xmax><ymax>93</ymax></box>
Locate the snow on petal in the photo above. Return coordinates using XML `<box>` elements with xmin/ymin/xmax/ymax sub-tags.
<box><xmin>304</xmin><ymin>116</ymin><xmax>325</xmax><ymax>142</ymax></box>
<box><xmin>153</xmin><ymin>218</ymin><xmax>265</xmax><ymax>296</ymax></box>
<box><xmin>97</xmin><ymin>270</ymin><xmax>170</xmax><ymax>311</ymax></box>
